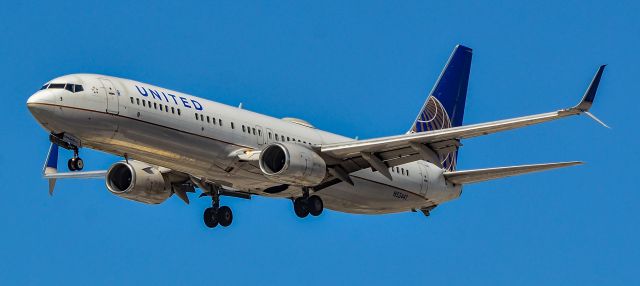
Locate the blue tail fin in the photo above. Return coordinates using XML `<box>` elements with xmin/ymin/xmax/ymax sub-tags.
<box><xmin>411</xmin><ymin>45</ymin><xmax>472</xmax><ymax>132</ymax></box>
<box><xmin>410</xmin><ymin>45</ymin><xmax>472</xmax><ymax>171</ymax></box>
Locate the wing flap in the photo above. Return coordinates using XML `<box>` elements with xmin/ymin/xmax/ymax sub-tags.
<box><xmin>443</xmin><ymin>161</ymin><xmax>583</xmax><ymax>185</ymax></box>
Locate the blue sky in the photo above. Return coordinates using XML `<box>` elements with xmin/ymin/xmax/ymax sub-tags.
<box><xmin>1</xmin><ymin>1</ymin><xmax>638</xmax><ymax>285</ymax></box>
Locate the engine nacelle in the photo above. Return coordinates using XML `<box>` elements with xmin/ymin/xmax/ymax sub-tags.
<box><xmin>105</xmin><ymin>160</ymin><xmax>172</xmax><ymax>204</ymax></box>
<box><xmin>259</xmin><ymin>142</ymin><xmax>327</xmax><ymax>186</ymax></box>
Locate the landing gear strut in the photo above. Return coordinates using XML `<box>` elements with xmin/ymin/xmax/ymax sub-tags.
<box><xmin>202</xmin><ymin>185</ymin><xmax>233</xmax><ymax>228</ymax></box>
<box><xmin>293</xmin><ymin>188</ymin><xmax>323</xmax><ymax>218</ymax></box>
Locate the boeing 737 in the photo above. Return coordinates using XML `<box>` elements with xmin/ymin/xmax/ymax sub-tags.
<box><xmin>27</xmin><ymin>45</ymin><xmax>606</xmax><ymax>229</ymax></box>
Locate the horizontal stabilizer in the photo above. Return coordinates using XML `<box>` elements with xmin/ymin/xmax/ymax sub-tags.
<box><xmin>443</xmin><ymin>161</ymin><xmax>583</xmax><ymax>185</ymax></box>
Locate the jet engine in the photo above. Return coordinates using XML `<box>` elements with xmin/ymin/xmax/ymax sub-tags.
<box><xmin>259</xmin><ymin>142</ymin><xmax>327</xmax><ymax>186</ymax></box>
<box><xmin>105</xmin><ymin>160</ymin><xmax>172</xmax><ymax>204</ymax></box>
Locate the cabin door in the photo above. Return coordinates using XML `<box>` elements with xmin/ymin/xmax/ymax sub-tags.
<box><xmin>256</xmin><ymin>125</ymin><xmax>265</xmax><ymax>146</ymax></box>
<box><xmin>418</xmin><ymin>163</ymin><xmax>430</xmax><ymax>196</ymax></box>
<box><xmin>100</xmin><ymin>79</ymin><xmax>119</xmax><ymax>114</ymax></box>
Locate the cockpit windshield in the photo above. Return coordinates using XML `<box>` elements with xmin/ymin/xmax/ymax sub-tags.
<box><xmin>40</xmin><ymin>83</ymin><xmax>83</xmax><ymax>93</ymax></box>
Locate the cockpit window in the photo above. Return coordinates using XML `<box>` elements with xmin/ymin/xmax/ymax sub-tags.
<box><xmin>39</xmin><ymin>83</ymin><xmax>84</xmax><ymax>93</ymax></box>
<box><xmin>49</xmin><ymin>83</ymin><xmax>66</xmax><ymax>89</ymax></box>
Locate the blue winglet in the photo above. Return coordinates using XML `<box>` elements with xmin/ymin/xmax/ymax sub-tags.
<box><xmin>43</xmin><ymin>143</ymin><xmax>59</xmax><ymax>196</ymax></box>
<box><xmin>44</xmin><ymin>143</ymin><xmax>59</xmax><ymax>171</ymax></box>
<box><xmin>575</xmin><ymin>65</ymin><xmax>606</xmax><ymax>111</ymax></box>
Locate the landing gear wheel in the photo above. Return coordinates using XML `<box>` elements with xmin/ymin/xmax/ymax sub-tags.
<box><xmin>68</xmin><ymin>158</ymin><xmax>77</xmax><ymax>171</ymax></box>
<box><xmin>74</xmin><ymin>157</ymin><xmax>84</xmax><ymax>171</ymax></box>
<box><xmin>217</xmin><ymin>206</ymin><xmax>233</xmax><ymax>227</ymax></box>
<box><xmin>203</xmin><ymin>207</ymin><xmax>218</xmax><ymax>228</ymax></box>
<box><xmin>67</xmin><ymin>157</ymin><xmax>84</xmax><ymax>171</ymax></box>
<box><xmin>307</xmin><ymin>195</ymin><xmax>323</xmax><ymax>216</ymax></box>
<box><xmin>293</xmin><ymin>197</ymin><xmax>309</xmax><ymax>218</ymax></box>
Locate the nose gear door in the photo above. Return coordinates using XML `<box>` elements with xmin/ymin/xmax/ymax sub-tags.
<box><xmin>99</xmin><ymin>78</ymin><xmax>119</xmax><ymax>114</ymax></box>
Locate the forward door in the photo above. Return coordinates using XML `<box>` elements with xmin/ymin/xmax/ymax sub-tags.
<box><xmin>99</xmin><ymin>78</ymin><xmax>119</xmax><ymax>114</ymax></box>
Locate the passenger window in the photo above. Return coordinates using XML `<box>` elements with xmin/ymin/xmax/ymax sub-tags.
<box><xmin>219</xmin><ymin>119</ymin><xmax>222</xmax><ymax>126</ymax></box>
<box><xmin>65</xmin><ymin>84</ymin><xmax>74</xmax><ymax>92</ymax></box>
<box><xmin>178</xmin><ymin>109</ymin><xmax>181</xmax><ymax>116</ymax></box>
<box><xmin>275</xmin><ymin>134</ymin><xmax>279</xmax><ymax>141</ymax></box>
<box><xmin>195</xmin><ymin>113</ymin><xmax>198</xmax><ymax>120</ymax></box>
<box><xmin>212</xmin><ymin>117</ymin><xmax>216</xmax><ymax>125</ymax></box>
<box><xmin>407</xmin><ymin>170</ymin><xmax>410</xmax><ymax>176</ymax></box>
<box><xmin>206</xmin><ymin>116</ymin><xmax>210</xmax><ymax>123</ymax></box>
<box><xmin>154</xmin><ymin>102</ymin><xmax>157</xmax><ymax>109</ymax></box>
<box><xmin>258</xmin><ymin>130</ymin><xmax>261</xmax><ymax>136</ymax></box>
<box><xmin>200</xmin><ymin>114</ymin><xmax>204</xmax><ymax>121</ymax></box>
<box><xmin>287</xmin><ymin>137</ymin><xmax>290</xmax><ymax>141</ymax></box>
<box><xmin>269</xmin><ymin>132</ymin><xmax>272</xmax><ymax>139</ymax></box>
<box><xmin>242</xmin><ymin>125</ymin><xmax>246</xmax><ymax>132</ymax></box>
<box><xmin>165</xmin><ymin>105</ymin><xmax>169</xmax><ymax>112</ymax></box>
<box><xmin>142</xmin><ymin>100</ymin><xmax>146</xmax><ymax>107</ymax></box>
<box><xmin>136</xmin><ymin>98</ymin><xmax>140</xmax><ymax>105</ymax></box>
<box><xmin>171</xmin><ymin>107</ymin><xmax>175</xmax><ymax>114</ymax></box>
<box><xmin>252</xmin><ymin>128</ymin><xmax>256</xmax><ymax>135</ymax></box>
<box><xmin>231</xmin><ymin>122</ymin><xmax>235</xmax><ymax>129</ymax></box>
<box><xmin>130</xmin><ymin>97</ymin><xmax>134</xmax><ymax>104</ymax></box>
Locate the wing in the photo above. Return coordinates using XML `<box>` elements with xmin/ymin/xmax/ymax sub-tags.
<box><xmin>318</xmin><ymin>66</ymin><xmax>606</xmax><ymax>182</ymax></box>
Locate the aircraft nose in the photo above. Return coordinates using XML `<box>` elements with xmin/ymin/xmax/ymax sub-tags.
<box><xmin>27</xmin><ymin>91</ymin><xmax>59</xmax><ymax>129</ymax></box>
<box><xmin>27</xmin><ymin>91</ymin><xmax>56</xmax><ymax>106</ymax></box>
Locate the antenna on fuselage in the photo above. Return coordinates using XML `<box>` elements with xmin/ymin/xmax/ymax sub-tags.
<box><xmin>238</xmin><ymin>103</ymin><xmax>243</xmax><ymax>109</ymax></box>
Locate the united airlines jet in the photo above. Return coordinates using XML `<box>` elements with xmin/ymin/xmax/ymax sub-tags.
<box><xmin>27</xmin><ymin>45</ymin><xmax>606</xmax><ymax>229</ymax></box>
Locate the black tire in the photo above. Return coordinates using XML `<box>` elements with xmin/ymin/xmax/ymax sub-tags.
<box><xmin>74</xmin><ymin>158</ymin><xmax>84</xmax><ymax>171</ymax></box>
<box><xmin>203</xmin><ymin>208</ymin><xmax>218</xmax><ymax>228</ymax></box>
<box><xmin>217</xmin><ymin>206</ymin><xmax>233</xmax><ymax>227</ymax></box>
<box><xmin>68</xmin><ymin>158</ymin><xmax>77</xmax><ymax>171</ymax></box>
<box><xmin>308</xmin><ymin>195</ymin><xmax>323</xmax><ymax>216</ymax></box>
<box><xmin>293</xmin><ymin>197</ymin><xmax>309</xmax><ymax>218</ymax></box>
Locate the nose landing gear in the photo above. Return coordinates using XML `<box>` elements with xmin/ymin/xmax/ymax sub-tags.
<box><xmin>49</xmin><ymin>132</ymin><xmax>84</xmax><ymax>171</ymax></box>
<box><xmin>67</xmin><ymin>149</ymin><xmax>84</xmax><ymax>171</ymax></box>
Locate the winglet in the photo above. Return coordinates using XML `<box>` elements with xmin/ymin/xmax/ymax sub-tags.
<box><xmin>42</xmin><ymin>143</ymin><xmax>59</xmax><ymax>195</ymax></box>
<box><xmin>574</xmin><ymin>65</ymin><xmax>606</xmax><ymax>112</ymax></box>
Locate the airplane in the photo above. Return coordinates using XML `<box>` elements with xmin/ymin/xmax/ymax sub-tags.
<box><xmin>27</xmin><ymin>45</ymin><xmax>607</xmax><ymax>229</ymax></box>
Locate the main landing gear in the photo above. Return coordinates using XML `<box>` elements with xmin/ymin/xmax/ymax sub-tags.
<box><xmin>293</xmin><ymin>188</ymin><xmax>324</xmax><ymax>218</ymax></box>
<box><xmin>203</xmin><ymin>186</ymin><xmax>233</xmax><ymax>228</ymax></box>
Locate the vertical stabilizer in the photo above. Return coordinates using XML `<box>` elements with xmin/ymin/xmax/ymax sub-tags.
<box><xmin>409</xmin><ymin>45</ymin><xmax>472</xmax><ymax>171</ymax></box>
<box><xmin>411</xmin><ymin>45</ymin><xmax>472</xmax><ymax>132</ymax></box>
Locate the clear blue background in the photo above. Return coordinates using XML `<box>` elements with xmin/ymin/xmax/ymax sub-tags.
<box><xmin>1</xmin><ymin>1</ymin><xmax>638</xmax><ymax>285</ymax></box>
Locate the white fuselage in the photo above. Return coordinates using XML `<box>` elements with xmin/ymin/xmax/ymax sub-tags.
<box><xmin>27</xmin><ymin>74</ymin><xmax>461</xmax><ymax>214</ymax></box>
